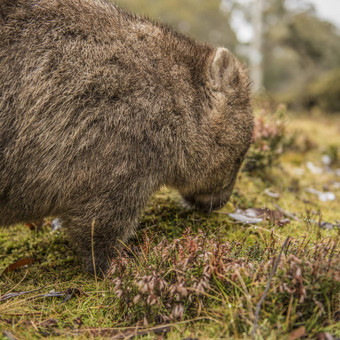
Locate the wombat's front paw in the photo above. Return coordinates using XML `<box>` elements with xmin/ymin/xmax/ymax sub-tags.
<box><xmin>82</xmin><ymin>254</ymin><xmax>112</xmax><ymax>277</ymax></box>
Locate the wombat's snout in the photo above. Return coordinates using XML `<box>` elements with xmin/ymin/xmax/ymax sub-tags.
<box><xmin>181</xmin><ymin>163</ymin><xmax>241</xmax><ymax>213</ymax></box>
<box><xmin>182</xmin><ymin>189</ymin><xmax>232</xmax><ymax>213</ymax></box>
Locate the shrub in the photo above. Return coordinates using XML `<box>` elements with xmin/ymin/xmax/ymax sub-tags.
<box><xmin>305</xmin><ymin>69</ymin><xmax>340</xmax><ymax>113</ymax></box>
<box><xmin>106</xmin><ymin>229</ymin><xmax>339</xmax><ymax>334</ymax></box>
<box><xmin>244</xmin><ymin>104</ymin><xmax>293</xmax><ymax>172</ymax></box>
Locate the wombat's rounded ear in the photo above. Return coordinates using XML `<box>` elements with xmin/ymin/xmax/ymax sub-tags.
<box><xmin>210</xmin><ymin>47</ymin><xmax>240</xmax><ymax>91</ymax></box>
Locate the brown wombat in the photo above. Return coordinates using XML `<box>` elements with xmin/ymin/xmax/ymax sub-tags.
<box><xmin>0</xmin><ymin>0</ymin><xmax>254</xmax><ymax>274</ymax></box>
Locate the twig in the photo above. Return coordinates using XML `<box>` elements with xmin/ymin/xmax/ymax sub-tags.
<box><xmin>91</xmin><ymin>219</ymin><xmax>97</xmax><ymax>282</ymax></box>
<box><xmin>0</xmin><ymin>286</ymin><xmax>45</xmax><ymax>302</ymax></box>
<box><xmin>274</xmin><ymin>204</ymin><xmax>300</xmax><ymax>221</ymax></box>
<box><xmin>251</xmin><ymin>236</ymin><xmax>290</xmax><ymax>338</ymax></box>
<box><xmin>91</xmin><ymin>219</ymin><xmax>100</xmax><ymax>311</ymax></box>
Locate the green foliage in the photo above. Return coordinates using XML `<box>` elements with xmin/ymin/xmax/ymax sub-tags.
<box><xmin>306</xmin><ymin>69</ymin><xmax>340</xmax><ymax>113</ymax></box>
<box><xmin>263</xmin><ymin>7</ymin><xmax>340</xmax><ymax>96</ymax></box>
<box><xmin>285</xmin><ymin>13</ymin><xmax>340</xmax><ymax>70</ymax></box>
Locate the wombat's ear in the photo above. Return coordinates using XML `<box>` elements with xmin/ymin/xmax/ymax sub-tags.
<box><xmin>210</xmin><ymin>47</ymin><xmax>240</xmax><ymax>91</ymax></box>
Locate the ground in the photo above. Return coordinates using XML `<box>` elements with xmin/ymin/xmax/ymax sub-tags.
<box><xmin>0</xmin><ymin>113</ymin><xmax>339</xmax><ymax>339</ymax></box>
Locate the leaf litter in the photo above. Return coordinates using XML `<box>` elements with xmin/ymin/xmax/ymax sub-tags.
<box><xmin>1</xmin><ymin>258</ymin><xmax>36</xmax><ymax>275</ymax></box>
<box><xmin>228</xmin><ymin>207</ymin><xmax>290</xmax><ymax>226</ymax></box>
<box><xmin>263</xmin><ymin>188</ymin><xmax>280</xmax><ymax>198</ymax></box>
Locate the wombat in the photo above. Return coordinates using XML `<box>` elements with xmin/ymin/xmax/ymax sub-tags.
<box><xmin>0</xmin><ymin>0</ymin><xmax>254</xmax><ymax>274</ymax></box>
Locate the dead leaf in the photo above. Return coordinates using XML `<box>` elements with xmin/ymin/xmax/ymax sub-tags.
<box><xmin>320</xmin><ymin>221</ymin><xmax>338</xmax><ymax>230</ymax></box>
<box><xmin>25</xmin><ymin>219</ymin><xmax>45</xmax><ymax>230</ymax></box>
<box><xmin>73</xmin><ymin>317</ymin><xmax>83</xmax><ymax>328</ymax></box>
<box><xmin>316</xmin><ymin>332</ymin><xmax>336</xmax><ymax>340</ymax></box>
<box><xmin>38</xmin><ymin>319</ymin><xmax>59</xmax><ymax>328</ymax></box>
<box><xmin>322</xmin><ymin>155</ymin><xmax>332</xmax><ymax>166</ymax></box>
<box><xmin>264</xmin><ymin>189</ymin><xmax>280</xmax><ymax>198</ymax></box>
<box><xmin>306</xmin><ymin>161</ymin><xmax>323</xmax><ymax>175</ymax></box>
<box><xmin>331</xmin><ymin>182</ymin><xmax>340</xmax><ymax>189</ymax></box>
<box><xmin>51</xmin><ymin>218</ymin><xmax>62</xmax><ymax>231</ymax></box>
<box><xmin>228</xmin><ymin>211</ymin><xmax>263</xmax><ymax>224</ymax></box>
<box><xmin>59</xmin><ymin>288</ymin><xmax>84</xmax><ymax>304</ymax></box>
<box><xmin>274</xmin><ymin>204</ymin><xmax>300</xmax><ymax>221</ymax></box>
<box><xmin>278</xmin><ymin>218</ymin><xmax>290</xmax><ymax>227</ymax></box>
<box><xmin>2</xmin><ymin>258</ymin><xmax>36</xmax><ymax>274</ymax></box>
<box><xmin>229</xmin><ymin>208</ymin><xmax>289</xmax><ymax>226</ymax></box>
<box><xmin>255</xmin><ymin>208</ymin><xmax>285</xmax><ymax>224</ymax></box>
<box><xmin>305</xmin><ymin>188</ymin><xmax>336</xmax><ymax>202</ymax></box>
<box><xmin>289</xmin><ymin>326</ymin><xmax>306</xmax><ymax>340</ymax></box>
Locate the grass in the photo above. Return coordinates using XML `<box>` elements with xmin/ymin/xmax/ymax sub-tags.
<box><xmin>0</xmin><ymin>112</ymin><xmax>339</xmax><ymax>339</ymax></box>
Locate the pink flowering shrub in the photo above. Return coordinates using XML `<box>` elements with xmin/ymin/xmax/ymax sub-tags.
<box><xmin>244</xmin><ymin>104</ymin><xmax>293</xmax><ymax>172</ymax></box>
<box><xmin>106</xmin><ymin>228</ymin><xmax>338</xmax><ymax>327</ymax></box>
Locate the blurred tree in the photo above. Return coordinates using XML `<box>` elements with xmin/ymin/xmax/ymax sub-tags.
<box><xmin>250</xmin><ymin>0</ymin><xmax>264</xmax><ymax>92</ymax></box>
<box><xmin>229</xmin><ymin>0</ymin><xmax>340</xmax><ymax>109</ymax></box>
<box><xmin>263</xmin><ymin>2</ymin><xmax>340</xmax><ymax>96</ymax></box>
<box><xmin>305</xmin><ymin>68</ymin><xmax>340</xmax><ymax>113</ymax></box>
<box><xmin>113</xmin><ymin>0</ymin><xmax>238</xmax><ymax>50</ymax></box>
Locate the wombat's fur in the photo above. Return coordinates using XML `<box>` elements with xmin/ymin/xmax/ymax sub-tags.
<box><xmin>0</xmin><ymin>0</ymin><xmax>253</xmax><ymax>274</ymax></box>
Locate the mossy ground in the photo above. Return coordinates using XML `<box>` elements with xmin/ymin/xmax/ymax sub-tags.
<box><xmin>0</xmin><ymin>114</ymin><xmax>339</xmax><ymax>339</ymax></box>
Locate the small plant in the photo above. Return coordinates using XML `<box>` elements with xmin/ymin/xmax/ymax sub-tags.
<box><xmin>244</xmin><ymin>104</ymin><xmax>293</xmax><ymax>172</ymax></box>
<box><xmin>325</xmin><ymin>144</ymin><xmax>340</xmax><ymax>167</ymax></box>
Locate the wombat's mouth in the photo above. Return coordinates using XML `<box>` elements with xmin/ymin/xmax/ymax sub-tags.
<box><xmin>181</xmin><ymin>174</ymin><xmax>237</xmax><ymax>213</ymax></box>
<box><xmin>182</xmin><ymin>191</ymin><xmax>231</xmax><ymax>213</ymax></box>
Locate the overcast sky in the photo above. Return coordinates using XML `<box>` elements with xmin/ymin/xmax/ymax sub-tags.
<box><xmin>227</xmin><ymin>0</ymin><xmax>340</xmax><ymax>43</ymax></box>
<box><xmin>308</xmin><ymin>0</ymin><xmax>340</xmax><ymax>28</ymax></box>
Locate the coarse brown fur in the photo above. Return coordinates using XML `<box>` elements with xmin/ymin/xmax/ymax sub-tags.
<box><xmin>0</xmin><ymin>0</ymin><xmax>254</xmax><ymax>274</ymax></box>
